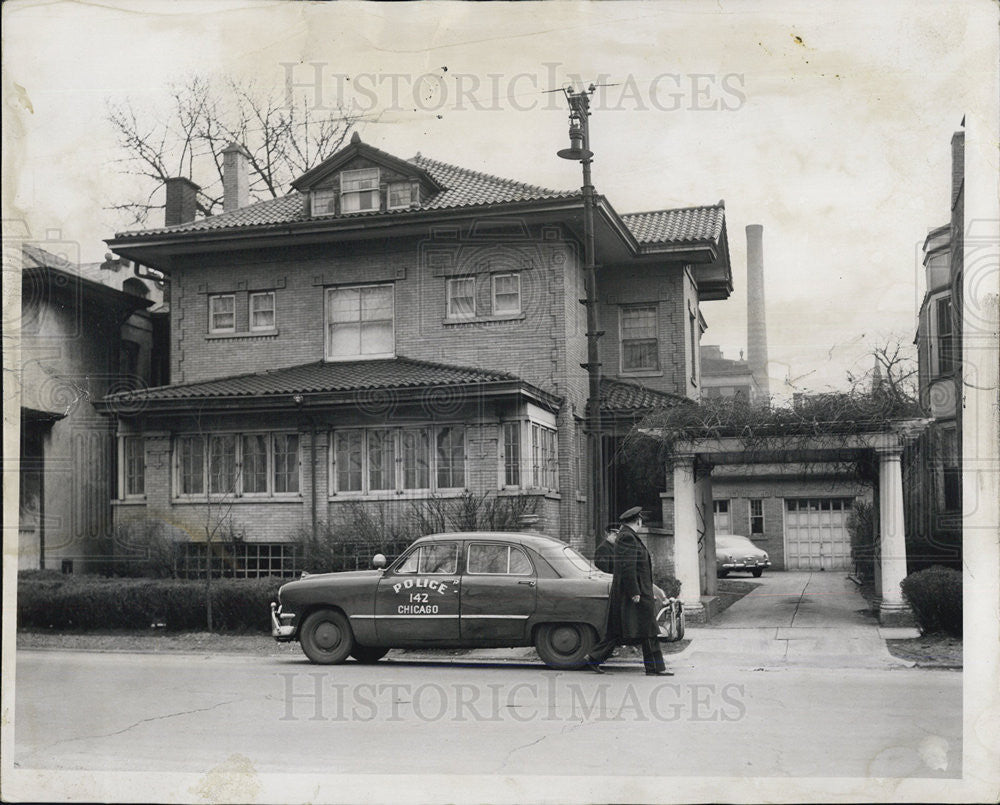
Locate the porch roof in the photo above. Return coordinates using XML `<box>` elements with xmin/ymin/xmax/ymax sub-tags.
<box><xmin>98</xmin><ymin>356</ymin><xmax>561</xmax><ymax>414</ymax></box>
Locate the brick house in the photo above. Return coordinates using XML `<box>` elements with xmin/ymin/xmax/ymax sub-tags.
<box><xmin>19</xmin><ymin>244</ymin><xmax>163</xmax><ymax>572</ymax></box>
<box><xmin>904</xmin><ymin>127</ymin><xmax>964</xmax><ymax>569</ymax></box>
<box><xmin>100</xmin><ymin>133</ymin><xmax>732</xmax><ymax>575</ymax></box>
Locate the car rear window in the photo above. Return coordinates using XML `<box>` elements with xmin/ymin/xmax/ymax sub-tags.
<box><xmin>562</xmin><ymin>546</ymin><xmax>596</xmax><ymax>573</ymax></box>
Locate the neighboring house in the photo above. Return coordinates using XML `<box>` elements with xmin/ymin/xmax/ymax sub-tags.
<box><xmin>699</xmin><ymin>345</ymin><xmax>754</xmax><ymax>400</ymax></box>
<box><xmin>100</xmin><ymin>133</ymin><xmax>732</xmax><ymax>574</ymax></box>
<box><xmin>905</xmin><ymin>127</ymin><xmax>963</xmax><ymax>568</ymax></box>
<box><xmin>19</xmin><ymin>244</ymin><xmax>162</xmax><ymax>572</ymax></box>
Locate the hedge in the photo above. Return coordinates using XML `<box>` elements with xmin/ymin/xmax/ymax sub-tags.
<box><xmin>17</xmin><ymin>572</ymin><xmax>283</xmax><ymax>632</ymax></box>
<box><xmin>900</xmin><ymin>565</ymin><xmax>962</xmax><ymax>637</ymax></box>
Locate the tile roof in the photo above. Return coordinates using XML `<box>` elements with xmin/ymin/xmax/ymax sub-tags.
<box><xmin>619</xmin><ymin>203</ymin><xmax>725</xmax><ymax>246</ymax></box>
<box><xmin>111</xmin><ymin>143</ymin><xmax>724</xmax><ymax>251</ymax></box>
<box><xmin>113</xmin><ymin>154</ymin><xmax>578</xmax><ymax>239</ymax></box>
<box><xmin>599</xmin><ymin>378</ymin><xmax>690</xmax><ymax>413</ymax></box>
<box><xmin>103</xmin><ymin>356</ymin><xmax>530</xmax><ymax>404</ymax></box>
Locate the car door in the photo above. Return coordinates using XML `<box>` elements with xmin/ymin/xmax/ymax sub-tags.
<box><xmin>375</xmin><ymin>541</ymin><xmax>461</xmax><ymax>643</ymax></box>
<box><xmin>460</xmin><ymin>542</ymin><xmax>537</xmax><ymax>644</ymax></box>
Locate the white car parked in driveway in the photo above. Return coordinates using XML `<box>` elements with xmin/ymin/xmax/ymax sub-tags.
<box><xmin>716</xmin><ymin>533</ymin><xmax>771</xmax><ymax>578</ymax></box>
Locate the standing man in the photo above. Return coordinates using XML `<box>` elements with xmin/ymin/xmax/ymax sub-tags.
<box><xmin>585</xmin><ymin>506</ymin><xmax>672</xmax><ymax>676</ymax></box>
<box><xmin>594</xmin><ymin>523</ymin><xmax>619</xmax><ymax>573</ymax></box>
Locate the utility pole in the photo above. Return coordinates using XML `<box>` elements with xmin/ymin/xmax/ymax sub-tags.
<box><xmin>557</xmin><ymin>85</ymin><xmax>606</xmax><ymax>543</ymax></box>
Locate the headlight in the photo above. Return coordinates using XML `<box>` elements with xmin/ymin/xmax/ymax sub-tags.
<box><xmin>763</xmin><ymin>553</ymin><xmax>769</xmax><ymax>561</ymax></box>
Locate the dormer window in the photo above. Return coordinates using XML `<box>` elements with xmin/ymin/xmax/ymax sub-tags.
<box><xmin>341</xmin><ymin>168</ymin><xmax>380</xmax><ymax>212</ymax></box>
<box><xmin>388</xmin><ymin>182</ymin><xmax>413</xmax><ymax>210</ymax></box>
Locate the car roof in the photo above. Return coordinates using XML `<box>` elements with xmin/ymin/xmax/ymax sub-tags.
<box><xmin>716</xmin><ymin>533</ymin><xmax>752</xmax><ymax>541</ymax></box>
<box><xmin>415</xmin><ymin>531</ymin><xmax>569</xmax><ymax>551</ymax></box>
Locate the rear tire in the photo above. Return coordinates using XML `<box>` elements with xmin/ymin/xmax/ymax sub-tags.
<box><xmin>752</xmin><ymin>569</ymin><xmax>764</xmax><ymax>578</ymax></box>
<box><xmin>534</xmin><ymin>622</ymin><xmax>597</xmax><ymax>670</ymax></box>
<box><xmin>350</xmin><ymin>645</ymin><xmax>389</xmax><ymax>664</ymax></box>
<box><xmin>299</xmin><ymin>609</ymin><xmax>354</xmax><ymax>665</ymax></box>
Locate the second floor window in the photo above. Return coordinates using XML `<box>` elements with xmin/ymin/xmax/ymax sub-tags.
<box><xmin>620</xmin><ymin>304</ymin><xmax>659</xmax><ymax>372</ymax></box>
<box><xmin>341</xmin><ymin>168</ymin><xmax>380</xmax><ymax>213</ymax></box>
<box><xmin>326</xmin><ymin>284</ymin><xmax>394</xmax><ymax>360</ymax></box>
<box><xmin>209</xmin><ymin>294</ymin><xmax>235</xmax><ymax>333</ymax></box>
<box><xmin>447</xmin><ymin>278</ymin><xmax>476</xmax><ymax>318</ymax></box>
<box><xmin>250</xmin><ymin>292</ymin><xmax>275</xmax><ymax>331</ymax></box>
<box><xmin>936</xmin><ymin>297</ymin><xmax>955</xmax><ymax>374</ymax></box>
<box><xmin>492</xmin><ymin>273</ymin><xmax>521</xmax><ymax>315</ymax></box>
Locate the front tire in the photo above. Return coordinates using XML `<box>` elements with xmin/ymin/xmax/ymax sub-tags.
<box><xmin>752</xmin><ymin>569</ymin><xmax>764</xmax><ymax>578</ymax></box>
<box><xmin>299</xmin><ymin>609</ymin><xmax>354</xmax><ymax>665</ymax></box>
<box><xmin>351</xmin><ymin>645</ymin><xmax>389</xmax><ymax>664</ymax></box>
<box><xmin>534</xmin><ymin>622</ymin><xmax>597</xmax><ymax>670</ymax></box>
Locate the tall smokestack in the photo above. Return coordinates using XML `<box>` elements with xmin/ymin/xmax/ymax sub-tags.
<box><xmin>746</xmin><ymin>224</ymin><xmax>770</xmax><ymax>402</ymax></box>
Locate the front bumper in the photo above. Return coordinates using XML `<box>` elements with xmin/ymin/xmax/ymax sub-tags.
<box><xmin>270</xmin><ymin>603</ymin><xmax>297</xmax><ymax>641</ymax></box>
<box><xmin>720</xmin><ymin>559</ymin><xmax>772</xmax><ymax>571</ymax></box>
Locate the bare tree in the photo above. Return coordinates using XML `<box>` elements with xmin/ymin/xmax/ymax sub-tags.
<box><xmin>106</xmin><ymin>76</ymin><xmax>370</xmax><ymax>226</ymax></box>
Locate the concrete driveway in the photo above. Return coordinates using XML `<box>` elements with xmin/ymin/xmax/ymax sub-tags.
<box><xmin>673</xmin><ymin>571</ymin><xmax>917</xmax><ymax>670</ymax></box>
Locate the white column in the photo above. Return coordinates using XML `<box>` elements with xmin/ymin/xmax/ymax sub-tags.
<box><xmin>877</xmin><ymin>445</ymin><xmax>910</xmax><ymax>621</ymax></box>
<box><xmin>672</xmin><ymin>453</ymin><xmax>704</xmax><ymax>616</ymax></box>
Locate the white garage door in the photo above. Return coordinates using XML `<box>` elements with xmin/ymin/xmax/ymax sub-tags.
<box><xmin>784</xmin><ymin>498</ymin><xmax>854</xmax><ymax>570</ymax></box>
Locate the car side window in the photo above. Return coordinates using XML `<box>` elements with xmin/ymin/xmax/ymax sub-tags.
<box><xmin>467</xmin><ymin>543</ymin><xmax>533</xmax><ymax>575</ymax></box>
<box><xmin>395</xmin><ymin>543</ymin><xmax>458</xmax><ymax>575</ymax></box>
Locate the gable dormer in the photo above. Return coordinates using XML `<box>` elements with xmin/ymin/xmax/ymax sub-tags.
<box><xmin>291</xmin><ymin>132</ymin><xmax>443</xmax><ymax>217</ymax></box>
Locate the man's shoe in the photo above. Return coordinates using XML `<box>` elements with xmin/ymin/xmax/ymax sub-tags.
<box><xmin>584</xmin><ymin>656</ymin><xmax>606</xmax><ymax>674</ymax></box>
<box><xmin>646</xmin><ymin>669</ymin><xmax>674</xmax><ymax>676</ymax></box>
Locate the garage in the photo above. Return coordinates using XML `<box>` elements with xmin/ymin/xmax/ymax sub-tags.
<box><xmin>783</xmin><ymin>498</ymin><xmax>854</xmax><ymax>570</ymax></box>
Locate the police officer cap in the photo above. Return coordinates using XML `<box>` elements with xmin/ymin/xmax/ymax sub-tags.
<box><xmin>619</xmin><ymin>506</ymin><xmax>644</xmax><ymax>521</ymax></box>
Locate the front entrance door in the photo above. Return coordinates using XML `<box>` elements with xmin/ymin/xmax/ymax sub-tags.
<box><xmin>375</xmin><ymin>540</ymin><xmax>461</xmax><ymax>643</ymax></box>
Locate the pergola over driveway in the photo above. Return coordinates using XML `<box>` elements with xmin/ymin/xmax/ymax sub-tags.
<box><xmin>654</xmin><ymin>425</ymin><xmax>928</xmax><ymax>626</ymax></box>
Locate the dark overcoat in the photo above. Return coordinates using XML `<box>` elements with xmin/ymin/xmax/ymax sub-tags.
<box><xmin>605</xmin><ymin>525</ymin><xmax>659</xmax><ymax>642</ymax></box>
<box><xmin>594</xmin><ymin>539</ymin><xmax>616</xmax><ymax>574</ymax></box>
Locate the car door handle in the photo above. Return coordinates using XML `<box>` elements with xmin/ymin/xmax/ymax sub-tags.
<box><xmin>517</xmin><ymin>580</ymin><xmax>536</xmax><ymax>587</ymax></box>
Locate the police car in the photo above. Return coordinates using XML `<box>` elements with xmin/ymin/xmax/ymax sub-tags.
<box><xmin>271</xmin><ymin>531</ymin><xmax>684</xmax><ymax>668</ymax></box>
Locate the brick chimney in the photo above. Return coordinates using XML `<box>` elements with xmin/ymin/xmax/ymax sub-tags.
<box><xmin>164</xmin><ymin>177</ymin><xmax>200</xmax><ymax>227</ymax></box>
<box><xmin>746</xmin><ymin>224</ymin><xmax>770</xmax><ymax>403</ymax></box>
<box><xmin>222</xmin><ymin>143</ymin><xmax>250</xmax><ymax>212</ymax></box>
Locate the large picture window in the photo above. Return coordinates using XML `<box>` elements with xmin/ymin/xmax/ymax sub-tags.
<box><xmin>174</xmin><ymin>432</ymin><xmax>299</xmax><ymax>498</ymax></box>
<box><xmin>620</xmin><ymin>304</ymin><xmax>659</xmax><ymax>372</ymax></box>
<box><xmin>331</xmin><ymin>426</ymin><xmax>465</xmax><ymax>495</ymax></box>
<box><xmin>326</xmin><ymin>284</ymin><xmax>394</xmax><ymax>360</ymax></box>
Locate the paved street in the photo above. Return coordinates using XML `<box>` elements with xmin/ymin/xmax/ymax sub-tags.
<box><xmin>11</xmin><ymin>572</ymin><xmax>961</xmax><ymax>780</ymax></box>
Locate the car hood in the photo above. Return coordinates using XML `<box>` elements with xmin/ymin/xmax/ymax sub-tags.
<box><xmin>279</xmin><ymin>569</ymin><xmax>381</xmax><ymax>593</ymax></box>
